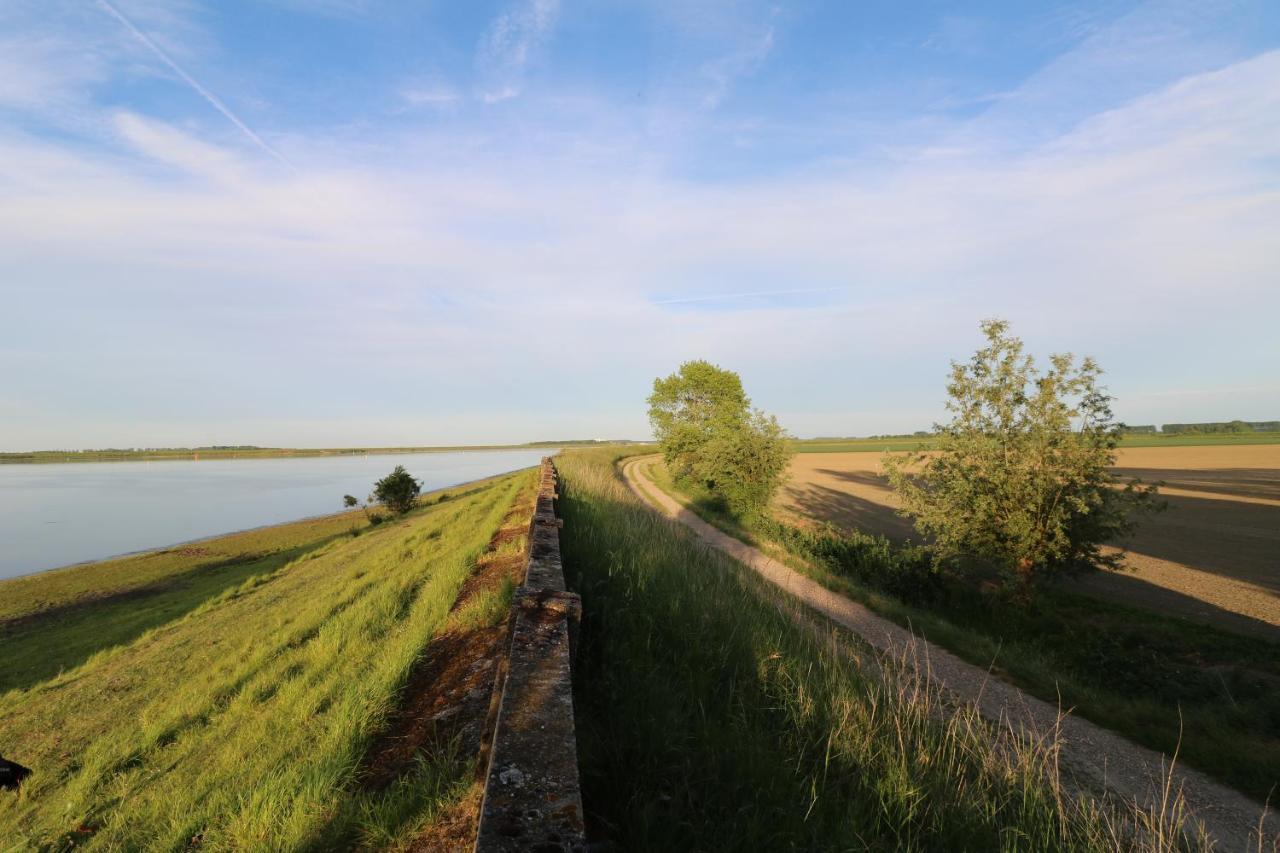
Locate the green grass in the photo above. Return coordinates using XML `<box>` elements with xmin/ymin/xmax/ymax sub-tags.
<box><xmin>643</xmin><ymin>458</ymin><xmax>1280</xmax><ymax>803</ymax></box>
<box><xmin>559</xmin><ymin>448</ymin><xmax>1208</xmax><ymax>852</ymax></box>
<box><xmin>1114</xmin><ymin>431</ymin><xmax>1280</xmax><ymax>447</ymax></box>
<box><xmin>443</xmin><ymin>576</ymin><xmax>516</xmax><ymax>633</ymax></box>
<box><xmin>0</xmin><ymin>480</ymin><xmax>498</xmax><ymax>694</ymax></box>
<box><xmin>792</xmin><ymin>431</ymin><xmax>1280</xmax><ymax>453</ymax></box>
<box><xmin>0</xmin><ymin>469</ymin><xmax>534</xmax><ymax>850</ymax></box>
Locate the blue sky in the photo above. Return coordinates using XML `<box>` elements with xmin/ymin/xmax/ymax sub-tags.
<box><xmin>1</xmin><ymin>0</ymin><xmax>1278</xmax><ymax>448</ymax></box>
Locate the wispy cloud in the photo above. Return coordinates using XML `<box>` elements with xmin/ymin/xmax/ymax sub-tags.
<box><xmin>113</xmin><ymin>111</ymin><xmax>247</xmax><ymax>183</ymax></box>
<box><xmin>262</xmin><ymin>0</ymin><xmax>372</xmax><ymax>17</ymax></box>
<box><xmin>401</xmin><ymin>84</ymin><xmax>461</xmax><ymax>107</ymax></box>
<box><xmin>0</xmin><ymin>35</ymin><xmax>102</xmax><ymax>110</ymax></box>
<box><xmin>653</xmin><ymin>286</ymin><xmax>845</xmax><ymax>305</ymax></box>
<box><xmin>699</xmin><ymin>25</ymin><xmax>775</xmax><ymax>108</ymax></box>
<box><xmin>95</xmin><ymin>0</ymin><xmax>294</xmax><ymax>169</ymax></box>
<box><xmin>477</xmin><ymin>0</ymin><xmax>561</xmax><ymax>102</ymax></box>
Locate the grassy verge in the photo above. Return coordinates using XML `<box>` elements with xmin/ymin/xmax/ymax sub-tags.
<box><xmin>0</xmin><ymin>469</ymin><xmax>534</xmax><ymax>850</ymax></box>
<box><xmin>642</xmin><ymin>457</ymin><xmax>1280</xmax><ymax>803</ymax></box>
<box><xmin>0</xmin><ymin>479</ymin><xmax>498</xmax><ymax>694</ymax></box>
<box><xmin>558</xmin><ymin>447</ymin><xmax>1207</xmax><ymax>852</ymax></box>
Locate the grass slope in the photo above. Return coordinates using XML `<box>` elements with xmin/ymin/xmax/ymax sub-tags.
<box><xmin>0</xmin><ymin>470</ymin><xmax>533</xmax><ymax>850</ymax></box>
<box><xmin>557</xmin><ymin>448</ymin><xmax>1205</xmax><ymax>852</ymax></box>
<box><xmin>645</xmin><ymin>459</ymin><xmax>1280</xmax><ymax>803</ymax></box>
<box><xmin>0</xmin><ymin>479</ymin><xmax>498</xmax><ymax>694</ymax></box>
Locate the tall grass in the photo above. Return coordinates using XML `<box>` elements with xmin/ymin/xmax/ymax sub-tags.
<box><xmin>0</xmin><ymin>470</ymin><xmax>533</xmax><ymax>850</ymax></box>
<box><xmin>558</xmin><ymin>448</ymin><xmax>1209</xmax><ymax>852</ymax></box>
<box><xmin>645</xmin><ymin>455</ymin><xmax>1280</xmax><ymax>803</ymax></box>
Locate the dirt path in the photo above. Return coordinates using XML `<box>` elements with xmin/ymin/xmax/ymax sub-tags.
<box><xmin>620</xmin><ymin>455</ymin><xmax>1275</xmax><ymax>852</ymax></box>
<box><xmin>780</xmin><ymin>449</ymin><xmax>1280</xmax><ymax>638</ymax></box>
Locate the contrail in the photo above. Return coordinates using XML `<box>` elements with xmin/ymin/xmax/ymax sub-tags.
<box><xmin>653</xmin><ymin>286</ymin><xmax>846</xmax><ymax>305</ymax></box>
<box><xmin>95</xmin><ymin>0</ymin><xmax>294</xmax><ymax>170</ymax></box>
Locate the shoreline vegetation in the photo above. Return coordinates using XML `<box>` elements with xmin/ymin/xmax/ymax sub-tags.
<box><xmin>0</xmin><ymin>440</ymin><xmax>632</xmax><ymax>465</ymax></box>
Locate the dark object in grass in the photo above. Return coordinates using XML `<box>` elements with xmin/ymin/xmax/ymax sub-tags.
<box><xmin>1</xmin><ymin>755</ymin><xmax>32</xmax><ymax>790</ymax></box>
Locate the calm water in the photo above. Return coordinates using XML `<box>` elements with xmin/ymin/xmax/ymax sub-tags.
<box><xmin>0</xmin><ymin>450</ymin><xmax>553</xmax><ymax>580</ymax></box>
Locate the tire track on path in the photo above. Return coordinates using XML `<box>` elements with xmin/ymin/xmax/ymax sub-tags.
<box><xmin>620</xmin><ymin>455</ymin><xmax>1275</xmax><ymax>852</ymax></box>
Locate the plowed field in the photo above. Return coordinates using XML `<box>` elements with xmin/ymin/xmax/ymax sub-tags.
<box><xmin>780</xmin><ymin>446</ymin><xmax>1280</xmax><ymax>638</ymax></box>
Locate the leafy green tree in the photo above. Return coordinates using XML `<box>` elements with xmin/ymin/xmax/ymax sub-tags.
<box><xmin>342</xmin><ymin>494</ymin><xmax>359</xmax><ymax>509</ymax></box>
<box><xmin>648</xmin><ymin>360</ymin><xmax>791</xmax><ymax>516</ymax></box>
<box><xmin>372</xmin><ymin>465</ymin><xmax>421</xmax><ymax>515</ymax></box>
<box><xmin>700</xmin><ymin>409</ymin><xmax>791</xmax><ymax>515</ymax></box>
<box><xmin>648</xmin><ymin>360</ymin><xmax>750</xmax><ymax>480</ymax></box>
<box><xmin>884</xmin><ymin>319</ymin><xmax>1161</xmax><ymax>601</ymax></box>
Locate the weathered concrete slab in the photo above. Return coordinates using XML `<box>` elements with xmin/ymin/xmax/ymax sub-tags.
<box><xmin>475</xmin><ymin>459</ymin><xmax>585</xmax><ymax>853</ymax></box>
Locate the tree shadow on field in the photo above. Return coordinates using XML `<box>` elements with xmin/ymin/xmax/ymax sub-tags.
<box><xmin>782</xmin><ymin>477</ymin><xmax>916</xmax><ymax>542</ymax></box>
<box><xmin>0</xmin><ymin>538</ymin><xmax>341</xmax><ymax>694</ymax></box>
<box><xmin>797</xmin><ymin>464</ymin><xmax>1279</xmax><ymax>588</ymax></box>
<box><xmin>1063</xmin><ymin>570</ymin><xmax>1280</xmax><ymax>643</ymax></box>
<box><xmin>1114</xmin><ymin>465</ymin><xmax>1280</xmax><ymax>502</ymax></box>
<box><xmin>1112</xmin><ymin>489</ymin><xmax>1279</xmax><ymax>593</ymax></box>
<box><xmin>783</xmin><ymin>466</ymin><xmax>1279</xmax><ymax>640</ymax></box>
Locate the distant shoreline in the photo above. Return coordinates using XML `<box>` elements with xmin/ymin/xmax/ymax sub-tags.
<box><xmin>0</xmin><ymin>441</ymin><xmax>634</xmax><ymax>465</ymax></box>
<box><xmin>4</xmin><ymin>432</ymin><xmax>1276</xmax><ymax>464</ymax></box>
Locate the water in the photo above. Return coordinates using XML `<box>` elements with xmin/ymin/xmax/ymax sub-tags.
<box><xmin>0</xmin><ymin>450</ymin><xmax>553</xmax><ymax>580</ymax></box>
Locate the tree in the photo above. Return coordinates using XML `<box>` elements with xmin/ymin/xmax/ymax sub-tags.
<box><xmin>372</xmin><ymin>465</ymin><xmax>421</xmax><ymax>515</ymax></box>
<box><xmin>883</xmin><ymin>319</ymin><xmax>1161</xmax><ymax>601</ymax></box>
<box><xmin>647</xmin><ymin>360</ymin><xmax>791</xmax><ymax>517</ymax></box>
<box><xmin>699</xmin><ymin>409</ymin><xmax>791</xmax><ymax>515</ymax></box>
<box><xmin>648</xmin><ymin>360</ymin><xmax>749</xmax><ymax>480</ymax></box>
<box><xmin>343</xmin><ymin>494</ymin><xmax>359</xmax><ymax>509</ymax></box>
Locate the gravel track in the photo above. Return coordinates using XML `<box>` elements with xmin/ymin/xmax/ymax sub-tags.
<box><xmin>620</xmin><ymin>455</ymin><xmax>1276</xmax><ymax>852</ymax></box>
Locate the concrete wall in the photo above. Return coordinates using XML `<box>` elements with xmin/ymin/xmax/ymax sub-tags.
<box><xmin>474</xmin><ymin>459</ymin><xmax>585</xmax><ymax>852</ymax></box>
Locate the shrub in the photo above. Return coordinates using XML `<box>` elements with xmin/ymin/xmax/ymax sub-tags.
<box><xmin>757</xmin><ymin>517</ymin><xmax>943</xmax><ymax>605</ymax></box>
<box><xmin>884</xmin><ymin>319</ymin><xmax>1162</xmax><ymax>601</ymax></box>
<box><xmin>372</xmin><ymin>466</ymin><xmax>421</xmax><ymax>515</ymax></box>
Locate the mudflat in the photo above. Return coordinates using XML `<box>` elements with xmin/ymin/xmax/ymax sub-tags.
<box><xmin>779</xmin><ymin>445</ymin><xmax>1280</xmax><ymax>638</ymax></box>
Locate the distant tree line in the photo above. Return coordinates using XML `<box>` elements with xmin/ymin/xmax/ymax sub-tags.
<box><xmin>1160</xmin><ymin>420</ymin><xmax>1279</xmax><ymax>434</ymax></box>
<box><xmin>1122</xmin><ymin>421</ymin><xmax>1279</xmax><ymax>435</ymax></box>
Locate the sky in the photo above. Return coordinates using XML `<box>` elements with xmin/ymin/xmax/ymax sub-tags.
<box><xmin>1</xmin><ymin>0</ymin><xmax>1278</xmax><ymax>449</ymax></box>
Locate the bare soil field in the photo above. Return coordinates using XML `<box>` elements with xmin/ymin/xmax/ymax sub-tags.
<box><xmin>779</xmin><ymin>446</ymin><xmax>1280</xmax><ymax>639</ymax></box>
